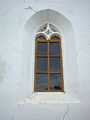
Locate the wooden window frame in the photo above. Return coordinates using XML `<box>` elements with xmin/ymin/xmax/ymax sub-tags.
<box><xmin>34</xmin><ymin>35</ymin><xmax>64</xmax><ymax>92</ymax></box>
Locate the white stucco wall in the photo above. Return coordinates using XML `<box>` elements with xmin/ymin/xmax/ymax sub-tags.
<box><xmin>0</xmin><ymin>0</ymin><xmax>90</xmax><ymax>120</ymax></box>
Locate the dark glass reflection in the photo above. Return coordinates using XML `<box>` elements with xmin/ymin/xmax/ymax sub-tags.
<box><xmin>36</xmin><ymin>57</ymin><xmax>48</xmax><ymax>72</ymax></box>
<box><xmin>36</xmin><ymin>36</ymin><xmax>46</xmax><ymax>40</ymax></box>
<box><xmin>50</xmin><ymin>58</ymin><xmax>61</xmax><ymax>72</ymax></box>
<box><xmin>36</xmin><ymin>74</ymin><xmax>48</xmax><ymax>90</ymax></box>
<box><xmin>50</xmin><ymin>42</ymin><xmax>60</xmax><ymax>56</ymax></box>
<box><xmin>51</xmin><ymin>36</ymin><xmax>60</xmax><ymax>40</ymax></box>
<box><xmin>37</xmin><ymin>42</ymin><xmax>47</xmax><ymax>55</ymax></box>
<box><xmin>50</xmin><ymin>74</ymin><xmax>62</xmax><ymax>90</ymax></box>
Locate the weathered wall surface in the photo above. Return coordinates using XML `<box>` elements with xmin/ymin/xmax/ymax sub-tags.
<box><xmin>0</xmin><ymin>0</ymin><xmax>90</xmax><ymax>120</ymax></box>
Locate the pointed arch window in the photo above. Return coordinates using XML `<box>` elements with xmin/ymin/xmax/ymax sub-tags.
<box><xmin>34</xmin><ymin>23</ymin><xmax>64</xmax><ymax>92</ymax></box>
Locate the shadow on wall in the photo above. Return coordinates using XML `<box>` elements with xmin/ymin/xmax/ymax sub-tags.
<box><xmin>0</xmin><ymin>56</ymin><xmax>7</xmax><ymax>84</ymax></box>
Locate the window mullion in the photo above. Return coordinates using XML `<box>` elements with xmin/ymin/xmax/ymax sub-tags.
<box><xmin>48</xmin><ymin>41</ymin><xmax>50</xmax><ymax>90</ymax></box>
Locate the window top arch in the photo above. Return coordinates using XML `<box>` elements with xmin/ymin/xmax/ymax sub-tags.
<box><xmin>50</xmin><ymin>35</ymin><xmax>61</xmax><ymax>40</ymax></box>
<box><xmin>35</xmin><ymin>34</ymin><xmax>61</xmax><ymax>41</ymax></box>
<box><xmin>36</xmin><ymin>35</ymin><xmax>46</xmax><ymax>40</ymax></box>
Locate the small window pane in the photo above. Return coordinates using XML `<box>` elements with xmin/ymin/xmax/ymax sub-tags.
<box><xmin>50</xmin><ymin>58</ymin><xmax>61</xmax><ymax>72</ymax></box>
<box><xmin>37</xmin><ymin>42</ymin><xmax>47</xmax><ymax>55</ymax></box>
<box><xmin>50</xmin><ymin>74</ymin><xmax>62</xmax><ymax>90</ymax></box>
<box><xmin>50</xmin><ymin>42</ymin><xmax>60</xmax><ymax>56</ymax></box>
<box><xmin>36</xmin><ymin>58</ymin><xmax>48</xmax><ymax>72</ymax></box>
<box><xmin>36</xmin><ymin>36</ymin><xmax>46</xmax><ymax>40</ymax></box>
<box><xmin>36</xmin><ymin>74</ymin><xmax>48</xmax><ymax>90</ymax></box>
<box><xmin>51</xmin><ymin>36</ymin><xmax>60</xmax><ymax>40</ymax></box>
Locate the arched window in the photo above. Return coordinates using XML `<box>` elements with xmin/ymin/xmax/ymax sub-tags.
<box><xmin>34</xmin><ymin>23</ymin><xmax>64</xmax><ymax>92</ymax></box>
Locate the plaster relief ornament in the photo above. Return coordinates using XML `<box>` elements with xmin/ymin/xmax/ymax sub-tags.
<box><xmin>35</xmin><ymin>23</ymin><xmax>61</xmax><ymax>40</ymax></box>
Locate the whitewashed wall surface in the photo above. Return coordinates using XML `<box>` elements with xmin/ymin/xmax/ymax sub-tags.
<box><xmin>0</xmin><ymin>0</ymin><xmax>90</xmax><ymax>120</ymax></box>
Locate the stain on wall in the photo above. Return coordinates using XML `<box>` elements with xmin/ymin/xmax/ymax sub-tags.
<box><xmin>0</xmin><ymin>56</ymin><xmax>7</xmax><ymax>84</ymax></box>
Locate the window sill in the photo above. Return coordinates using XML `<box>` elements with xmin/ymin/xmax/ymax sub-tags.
<box><xmin>18</xmin><ymin>92</ymin><xmax>80</xmax><ymax>104</ymax></box>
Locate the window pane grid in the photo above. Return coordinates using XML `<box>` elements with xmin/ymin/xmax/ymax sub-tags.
<box><xmin>35</xmin><ymin>36</ymin><xmax>64</xmax><ymax>92</ymax></box>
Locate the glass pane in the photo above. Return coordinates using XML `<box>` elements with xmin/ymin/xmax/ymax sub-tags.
<box><xmin>51</xmin><ymin>36</ymin><xmax>60</xmax><ymax>40</ymax></box>
<box><xmin>36</xmin><ymin>36</ymin><xmax>46</xmax><ymax>40</ymax></box>
<box><xmin>50</xmin><ymin>74</ymin><xmax>62</xmax><ymax>90</ymax></box>
<box><xmin>36</xmin><ymin>58</ymin><xmax>48</xmax><ymax>72</ymax></box>
<box><xmin>37</xmin><ymin>42</ymin><xmax>47</xmax><ymax>55</ymax></box>
<box><xmin>50</xmin><ymin>42</ymin><xmax>60</xmax><ymax>56</ymax></box>
<box><xmin>36</xmin><ymin>74</ymin><xmax>48</xmax><ymax>90</ymax></box>
<box><xmin>50</xmin><ymin>58</ymin><xmax>61</xmax><ymax>72</ymax></box>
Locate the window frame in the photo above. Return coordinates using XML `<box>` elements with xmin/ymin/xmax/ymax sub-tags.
<box><xmin>34</xmin><ymin>35</ymin><xmax>64</xmax><ymax>92</ymax></box>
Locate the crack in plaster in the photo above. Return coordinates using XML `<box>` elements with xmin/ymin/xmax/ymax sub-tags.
<box><xmin>63</xmin><ymin>104</ymin><xmax>71</xmax><ymax>120</ymax></box>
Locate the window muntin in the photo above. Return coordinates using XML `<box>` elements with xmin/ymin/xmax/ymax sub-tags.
<box><xmin>34</xmin><ymin>35</ymin><xmax>64</xmax><ymax>92</ymax></box>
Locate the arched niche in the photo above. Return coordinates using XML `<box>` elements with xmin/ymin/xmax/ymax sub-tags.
<box><xmin>20</xmin><ymin>9</ymin><xmax>79</xmax><ymax>103</ymax></box>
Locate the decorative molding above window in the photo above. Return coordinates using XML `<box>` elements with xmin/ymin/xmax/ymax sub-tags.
<box><xmin>35</xmin><ymin>23</ymin><xmax>61</xmax><ymax>40</ymax></box>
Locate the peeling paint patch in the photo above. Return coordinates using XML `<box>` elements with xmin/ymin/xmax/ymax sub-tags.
<box><xmin>25</xmin><ymin>6</ymin><xmax>32</xmax><ymax>10</ymax></box>
<box><xmin>25</xmin><ymin>6</ymin><xmax>38</xmax><ymax>13</ymax></box>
